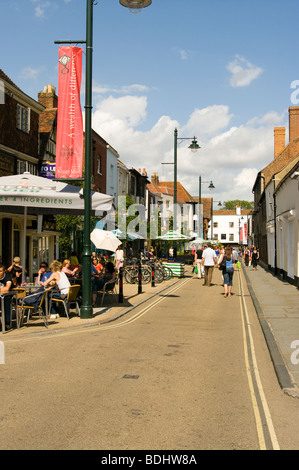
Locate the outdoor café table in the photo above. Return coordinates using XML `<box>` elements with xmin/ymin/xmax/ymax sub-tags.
<box><xmin>21</xmin><ymin>283</ymin><xmax>42</xmax><ymax>294</ymax></box>
<box><xmin>0</xmin><ymin>291</ymin><xmax>18</xmax><ymax>333</ymax></box>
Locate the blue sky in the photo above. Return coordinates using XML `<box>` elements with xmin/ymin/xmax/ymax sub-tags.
<box><xmin>1</xmin><ymin>0</ymin><xmax>299</xmax><ymax>203</ymax></box>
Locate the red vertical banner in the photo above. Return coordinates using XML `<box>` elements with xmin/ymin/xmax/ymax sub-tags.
<box><xmin>56</xmin><ymin>46</ymin><xmax>83</xmax><ymax>179</ymax></box>
<box><xmin>244</xmin><ymin>223</ymin><xmax>248</xmax><ymax>241</ymax></box>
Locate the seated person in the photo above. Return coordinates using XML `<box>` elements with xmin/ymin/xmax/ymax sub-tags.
<box><xmin>40</xmin><ymin>260</ymin><xmax>71</xmax><ymax>315</ymax></box>
<box><xmin>0</xmin><ymin>263</ymin><xmax>13</xmax><ymax>330</ymax></box>
<box><xmin>92</xmin><ymin>261</ymin><xmax>117</xmax><ymax>306</ymax></box>
<box><xmin>70</xmin><ymin>251</ymin><xmax>81</xmax><ymax>272</ymax></box>
<box><xmin>11</xmin><ymin>265</ymin><xmax>23</xmax><ymax>287</ymax></box>
<box><xmin>7</xmin><ymin>256</ymin><xmax>25</xmax><ymax>285</ymax></box>
<box><xmin>92</xmin><ymin>257</ymin><xmax>103</xmax><ymax>274</ymax></box>
<box><xmin>62</xmin><ymin>259</ymin><xmax>79</xmax><ymax>277</ymax></box>
<box><xmin>36</xmin><ymin>262</ymin><xmax>52</xmax><ymax>284</ymax></box>
<box><xmin>147</xmin><ymin>246</ymin><xmax>156</xmax><ymax>260</ymax></box>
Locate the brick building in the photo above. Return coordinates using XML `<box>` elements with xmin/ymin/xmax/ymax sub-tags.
<box><xmin>252</xmin><ymin>106</ymin><xmax>299</xmax><ymax>265</ymax></box>
<box><xmin>0</xmin><ymin>69</ymin><xmax>44</xmax><ymax>177</ymax></box>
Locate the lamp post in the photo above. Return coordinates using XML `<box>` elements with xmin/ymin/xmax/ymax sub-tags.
<box><xmin>198</xmin><ymin>176</ymin><xmax>214</xmax><ymax>238</ymax></box>
<box><xmin>173</xmin><ymin>129</ymin><xmax>200</xmax><ymax>232</ymax></box>
<box><xmin>209</xmin><ymin>199</ymin><xmax>222</xmax><ymax>242</ymax></box>
<box><xmin>56</xmin><ymin>0</ymin><xmax>152</xmax><ymax>319</ymax></box>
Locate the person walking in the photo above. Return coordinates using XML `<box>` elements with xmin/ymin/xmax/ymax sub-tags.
<box><xmin>114</xmin><ymin>246</ymin><xmax>124</xmax><ymax>273</ymax></box>
<box><xmin>244</xmin><ymin>248</ymin><xmax>250</xmax><ymax>267</ymax></box>
<box><xmin>251</xmin><ymin>246</ymin><xmax>259</xmax><ymax>271</ymax></box>
<box><xmin>194</xmin><ymin>245</ymin><xmax>203</xmax><ymax>279</ymax></box>
<box><xmin>218</xmin><ymin>246</ymin><xmax>236</xmax><ymax>297</ymax></box>
<box><xmin>201</xmin><ymin>243</ymin><xmax>217</xmax><ymax>286</ymax></box>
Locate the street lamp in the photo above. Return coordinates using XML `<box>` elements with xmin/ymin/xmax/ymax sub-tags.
<box><xmin>56</xmin><ymin>0</ymin><xmax>152</xmax><ymax>319</ymax></box>
<box><xmin>161</xmin><ymin>128</ymin><xmax>200</xmax><ymax>232</ymax></box>
<box><xmin>198</xmin><ymin>176</ymin><xmax>215</xmax><ymax>238</ymax></box>
<box><xmin>173</xmin><ymin>128</ymin><xmax>200</xmax><ymax>231</ymax></box>
<box><xmin>120</xmin><ymin>0</ymin><xmax>152</xmax><ymax>13</ymax></box>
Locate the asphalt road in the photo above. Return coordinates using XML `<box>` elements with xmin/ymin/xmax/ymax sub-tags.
<box><xmin>1</xmin><ymin>268</ymin><xmax>299</xmax><ymax>450</ymax></box>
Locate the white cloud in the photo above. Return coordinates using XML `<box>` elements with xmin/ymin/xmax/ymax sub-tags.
<box><xmin>19</xmin><ymin>66</ymin><xmax>43</xmax><ymax>80</ymax></box>
<box><xmin>31</xmin><ymin>0</ymin><xmax>51</xmax><ymax>18</ymax></box>
<box><xmin>93</xmin><ymin>83</ymin><xmax>151</xmax><ymax>96</ymax></box>
<box><xmin>91</xmin><ymin>85</ymin><xmax>282</xmax><ymax>202</ymax></box>
<box><xmin>227</xmin><ymin>55</ymin><xmax>263</xmax><ymax>87</ymax></box>
<box><xmin>94</xmin><ymin>95</ymin><xmax>148</xmax><ymax>127</ymax></box>
<box><xmin>183</xmin><ymin>105</ymin><xmax>234</xmax><ymax>138</ymax></box>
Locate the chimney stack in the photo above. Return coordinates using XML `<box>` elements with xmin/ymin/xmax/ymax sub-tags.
<box><xmin>38</xmin><ymin>84</ymin><xmax>58</xmax><ymax>109</ymax></box>
<box><xmin>274</xmin><ymin>127</ymin><xmax>285</xmax><ymax>158</ymax></box>
<box><xmin>151</xmin><ymin>172</ymin><xmax>159</xmax><ymax>186</ymax></box>
<box><xmin>289</xmin><ymin>106</ymin><xmax>299</xmax><ymax>143</ymax></box>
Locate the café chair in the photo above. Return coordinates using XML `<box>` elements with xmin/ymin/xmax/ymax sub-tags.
<box><xmin>97</xmin><ymin>279</ymin><xmax>118</xmax><ymax>306</ymax></box>
<box><xmin>49</xmin><ymin>284</ymin><xmax>81</xmax><ymax>320</ymax></box>
<box><xmin>12</xmin><ymin>288</ymin><xmax>26</xmax><ymax>328</ymax></box>
<box><xmin>20</xmin><ymin>288</ymin><xmax>51</xmax><ymax>329</ymax></box>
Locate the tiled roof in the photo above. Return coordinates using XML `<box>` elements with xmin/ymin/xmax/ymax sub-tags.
<box><xmin>260</xmin><ymin>138</ymin><xmax>299</xmax><ymax>187</ymax></box>
<box><xmin>192</xmin><ymin>196</ymin><xmax>212</xmax><ymax>219</ymax></box>
<box><xmin>0</xmin><ymin>69</ymin><xmax>22</xmax><ymax>91</ymax></box>
<box><xmin>213</xmin><ymin>209</ymin><xmax>252</xmax><ymax>216</ymax></box>
<box><xmin>148</xmin><ymin>180</ymin><xmax>193</xmax><ymax>203</ymax></box>
<box><xmin>39</xmin><ymin>108</ymin><xmax>57</xmax><ymax>133</ymax></box>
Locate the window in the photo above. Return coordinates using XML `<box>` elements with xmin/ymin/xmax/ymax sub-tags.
<box><xmin>229</xmin><ymin>222</ymin><xmax>234</xmax><ymax>228</ymax></box>
<box><xmin>229</xmin><ymin>234</ymin><xmax>234</xmax><ymax>241</ymax></box>
<box><xmin>97</xmin><ymin>156</ymin><xmax>101</xmax><ymax>175</ymax></box>
<box><xmin>17</xmin><ymin>104</ymin><xmax>30</xmax><ymax>133</ymax></box>
<box><xmin>213</xmin><ymin>234</ymin><xmax>218</xmax><ymax>240</ymax></box>
<box><xmin>17</xmin><ymin>159</ymin><xmax>37</xmax><ymax>175</ymax></box>
<box><xmin>221</xmin><ymin>234</ymin><xmax>226</xmax><ymax>240</ymax></box>
<box><xmin>213</xmin><ymin>222</ymin><xmax>218</xmax><ymax>228</ymax></box>
<box><xmin>166</xmin><ymin>200</ymin><xmax>170</xmax><ymax>210</ymax></box>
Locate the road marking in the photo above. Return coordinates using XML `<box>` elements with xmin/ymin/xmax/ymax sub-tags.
<box><xmin>100</xmin><ymin>277</ymin><xmax>193</xmax><ymax>330</ymax></box>
<box><xmin>238</xmin><ymin>268</ymin><xmax>280</xmax><ymax>450</ymax></box>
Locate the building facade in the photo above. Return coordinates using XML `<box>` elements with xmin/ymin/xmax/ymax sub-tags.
<box><xmin>253</xmin><ymin>106</ymin><xmax>299</xmax><ymax>286</ymax></box>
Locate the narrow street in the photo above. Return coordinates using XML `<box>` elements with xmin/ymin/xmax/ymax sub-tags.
<box><xmin>0</xmin><ymin>267</ymin><xmax>298</xmax><ymax>450</ymax></box>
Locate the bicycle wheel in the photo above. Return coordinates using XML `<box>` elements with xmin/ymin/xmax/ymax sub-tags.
<box><xmin>154</xmin><ymin>267</ymin><xmax>164</xmax><ymax>283</ymax></box>
<box><xmin>141</xmin><ymin>266</ymin><xmax>151</xmax><ymax>284</ymax></box>
<box><xmin>124</xmin><ymin>267</ymin><xmax>136</xmax><ymax>284</ymax></box>
<box><xmin>162</xmin><ymin>266</ymin><xmax>173</xmax><ymax>280</ymax></box>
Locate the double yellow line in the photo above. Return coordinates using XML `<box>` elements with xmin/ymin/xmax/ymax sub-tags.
<box><xmin>238</xmin><ymin>267</ymin><xmax>280</xmax><ymax>450</ymax></box>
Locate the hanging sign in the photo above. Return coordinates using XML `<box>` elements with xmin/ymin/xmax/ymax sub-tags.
<box><xmin>56</xmin><ymin>46</ymin><xmax>83</xmax><ymax>179</ymax></box>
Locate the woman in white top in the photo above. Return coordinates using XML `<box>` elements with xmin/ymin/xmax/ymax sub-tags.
<box><xmin>114</xmin><ymin>246</ymin><xmax>124</xmax><ymax>273</ymax></box>
<box><xmin>41</xmin><ymin>260</ymin><xmax>71</xmax><ymax>314</ymax></box>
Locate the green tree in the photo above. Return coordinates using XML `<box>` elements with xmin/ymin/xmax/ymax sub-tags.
<box><xmin>222</xmin><ymin>200</ymin><xmax>254</xmax><ymax>210</ymax></box>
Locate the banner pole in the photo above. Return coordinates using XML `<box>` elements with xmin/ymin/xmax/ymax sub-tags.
<box><xmin>81</xmin><ymin>0</ymin><xmax>94</xmax><ymax>318</ymax></box>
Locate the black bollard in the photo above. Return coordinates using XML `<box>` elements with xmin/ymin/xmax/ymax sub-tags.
<box><xmin>138</xmin><ymin>261</ymin><xmax>142</xmax><ymax>294</ymax></box>
<box><xmin>151</xmin><ymin>261</ymin><xmax>155</xmax><ymax>287</ymax></box>
<box><xmin>118</xmin><ymin>266</ymin><xmax>124</xmax><ymax>303</ymax></box>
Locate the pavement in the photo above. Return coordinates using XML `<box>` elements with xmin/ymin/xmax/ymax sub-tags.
<box><xmin>2</xmin><ymin>262</ymin><xmax>299</xmax><ymax>398</ymax></box>
<box><xmin>242</xmin><ymin>262</ymin><xmax>299</xmax><ymax>398</ymax></box>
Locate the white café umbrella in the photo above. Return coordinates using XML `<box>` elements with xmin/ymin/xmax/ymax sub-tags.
<box><xmin>189</xmin><ymin>237</ymin><xmax>207</xmax><ymax>247</ymax></box>
<box><xmin>91</xmin><ymin>228</ymin><xmax>122</xmax><ymax>252</ymax></box>
<box><xmin>0</xmin><ymin>172</ymin><xmax>114</xmax><ymax>281</ymax></box>
<box><xmin>0</xmin><ymin>172</ymin><xmax>114</xmax><ymax>214</ymax></box>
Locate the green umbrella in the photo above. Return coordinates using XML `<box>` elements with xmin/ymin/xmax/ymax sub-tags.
<box><xmin>157</xmin><ymin>230</ymin><xmax>191</xmax><ymax>241</ymax></box>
